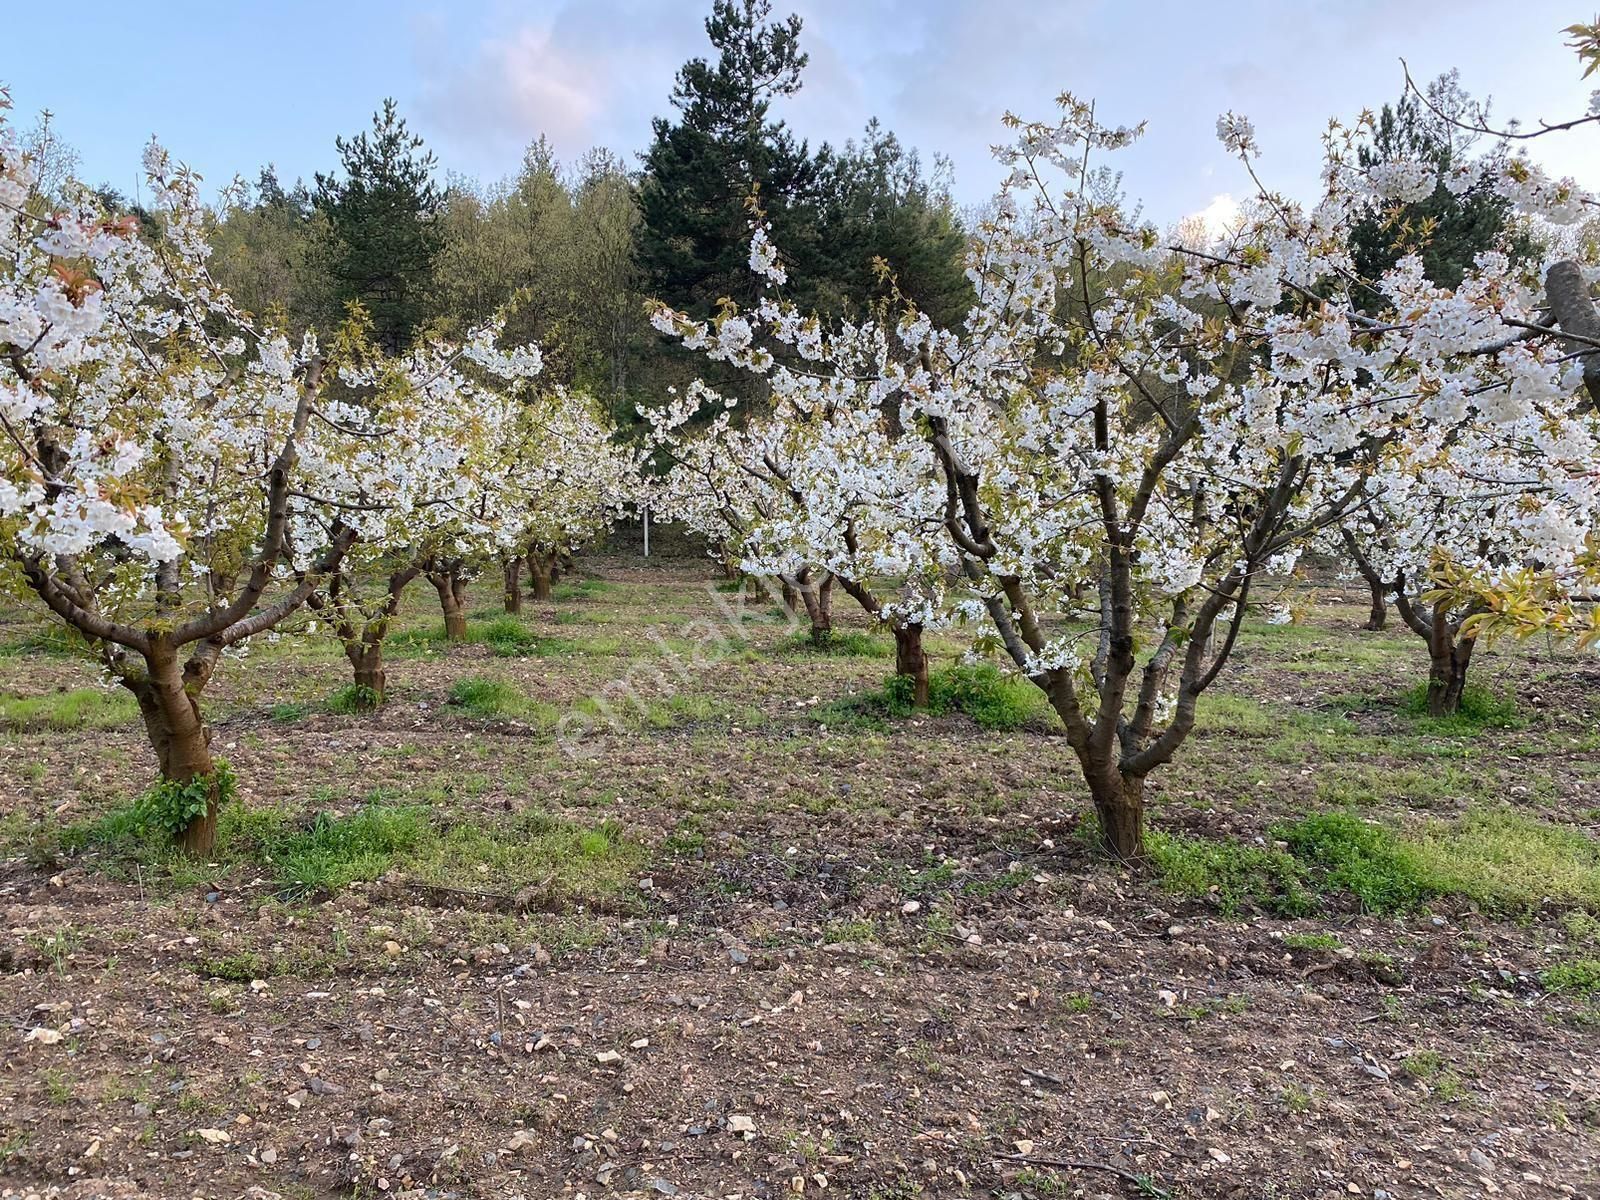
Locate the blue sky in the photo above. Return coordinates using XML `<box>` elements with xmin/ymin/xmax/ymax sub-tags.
<box><xmin>5</xmin><ymin>0</ymin><xmax>1595</xmax><ymax>224</ymax></box>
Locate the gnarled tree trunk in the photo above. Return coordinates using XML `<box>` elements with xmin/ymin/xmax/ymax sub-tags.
<box><xmin>1084</xmin><ymin>762</ymin><xmax>1147</xmax><ymax>863</ymax></box>
<box><xmin>313</xmin><ymin>561</ymin><xmax>421</xmax><ymax>710</ymax></box>
<box><xmin>1395</xmin><ymin>584</ymin><xmax>1482</xmax><ymax>717</ymax></box>
<box><xmin>893</xmin><ymin>622</ymin><xmax>930</xmax><ymax>708</ymax></box>
<box><xmin>527</xmin><ymin>548</ymin><xmax>557</xmax><ymax>602</ymax></box>
<box><xmin>1426</xmin><ymin>614</ymin><xmax>1477</xmax><ymax>717</ymax></box>
<box><xmin>345</xmin><ymin>642</ymin><xmax>387</xmax><ymax>708</ymax></box>
<box><xmin>503</xmin><ymin>557</ymin><xmax>524</xmax><ymax>614</ymax></box>
<box><xmin>1364</xmin><ymin>578</ymin><xmax>1388</xmax><ymax>632</ymax></box>
<box><xmin>430</xmin><ymin>569</ymin><xmax>469</xmax><ymax>641</ymax></box>
<box><xmin>122</xmin><ymin>646</ymin><xmax>220</xmax><ymax>856</ymax></box>
<box><xmin>1341</xmin><ymin>526</ymin><xmax>1391</xmax><ymax>632</ymax></box>
<box><xmin>791</xmin><ymin>570</ymin><xmax>834</xmax><ymax>646</ymax></box>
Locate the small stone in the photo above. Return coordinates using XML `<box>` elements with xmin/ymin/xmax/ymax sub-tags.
<box><xmin>259</xmin><ymin>1147</ymin><xmax>277</xmax><ymax>1165</ymax></box>
<box><xmin>196</xmin><ymin>1128</ymin><xmax>231</xmax><ymax>1144</ymax></box>
<box><xmin>383</xmin><ymin>940</ymin><xmax>402</xmax><ymax>956</ymax></box>
<box><xmin>596</xmin><ymin>1049</ymin><xmax>623</xmax><ymax>1065</ymax></box>
<box><xmin>900</xmin><ymin>900</ymin><xmax>921</xmax><ymax>915</ymax></box>
<box><xmin>1469</xmin><ymin>1148</ymin><xmax>1494</xmax><ymax>1171</ymax></box>
<box><xmin>1208</xmin><ymin>1147</ymin><xmax>1230</xmax><ymax>1164</ymax></box>
<box><xmin>1013</xmin><ymin>1139</ymin><xmax>1035</xmax><ymax>1154</ymax></box>
<box><xmin>506</xmin><ymin>1130</ymin><xmax>538</xmax><ymax>1153</ymax></box>
<box><xmin>631</xmin><ymin>1037</ymin><xmax>650</xmax><ymax>1050</ymax></box>
<box><xmin>727</xmin><ymin>1114</ymin><xmax>756</xmax><ymax>1136</ymax></box>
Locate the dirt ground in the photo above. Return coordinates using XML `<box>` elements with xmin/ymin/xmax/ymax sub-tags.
<box><xmin>0</xmin><ymin>555</ymin><xmax>1597</xmax><ymax>1200</ymax></box>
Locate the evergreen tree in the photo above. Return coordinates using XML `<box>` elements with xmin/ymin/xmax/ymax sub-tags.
<box><xmin>314</xmin><ymin>99</ymin><xmax>443</xmax><ymax>351</ymax></box>
<box><xmin>1349</xmin><ymin>71</ymin><xmax>1532</xmax><ymax>310</ymax></box>
<box><xmin>812</xmin><ymin>121</ymin><xmax>972</xmax><ymax>327</ymax></box>
<box><xmin>637</xmin><ymin>0</ymin><xmax>818</xmax><ymax>315</ymax></box>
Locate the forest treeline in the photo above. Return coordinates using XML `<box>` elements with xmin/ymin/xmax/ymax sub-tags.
<box><xmin>166</xmin><ymin>0</ymin><xmax>972</xmax><ymax>427</ymax></box>
<box><xmin>67</xmin><ymin>0</ymin><xmax>1513</xmax><ymax>434</ymax></box>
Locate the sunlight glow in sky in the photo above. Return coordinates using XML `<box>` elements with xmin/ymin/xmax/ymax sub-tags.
<box><xmin>6</xmin><ymin>0</ymin><xmax>1594</xmax><ymax>225</ymax></box>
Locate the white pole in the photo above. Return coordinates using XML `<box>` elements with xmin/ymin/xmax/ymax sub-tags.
<box><xmin>643</xmin><ymin>503</ymin><xmax>650</xmax><ymax>558</ymax></box>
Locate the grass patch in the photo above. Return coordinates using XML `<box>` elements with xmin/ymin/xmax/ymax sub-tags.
<box><xmin>194</xmin><ymin>951</ymin><xmax>270</xmax><ymax>983</ymax></box>
<box><xmin>261</xmin><ymin>806</ymin><xmax>431</xmax><ymax>897</ymax></box>
<box><xmin>1277</xmin><ymin>812</ymin><xmax>1431</xmax><ymax>914</ymax></box>
<box><xmin>447</xmin><ymin>676</ymin><xmax>524</xmax><ymax>718</ymax></box>
<box><xmin>387</xmin><ymin>624</ymin><xmax>451</xmax><ymax>656</ymax></box>
<box><xmin>1282</xmin><ymin>931</ymin><xmax>1343</xmax><ymax>950</ymax></box>
<box><xmin>821</xmin><ymin>664</ymin><xmax>1049</xmax><ymax>732</ymax></box>
<box><xmin>1541</xmin><ymin>959</ymin><xmax>1600</xmax><ymax>996</ymax></box>
<box><xmin>1146</xmin><ymin>831</ymin><xmax>1316</xmax><ymax>916</ymax></box>
<box><xmin>327</xmin><ymin>684</ymin><xmax>380</xmax><ymax>715</ymax></box>
<box><xmin>406</xmin><ymin>809</ymin><xmax>645</xmax><ymax>907</ymax></box>
<box><xmin>0</xmin><ymin>687</ymin><xmax>135</xmax><ymax>731</ymax></box>
<box><xmin>474</xmin><ymin>615</ymin><xmax>580</xmax><ymax>658</ymax></box>
<box><xmin>73</xmin><ymin>796</ymin><xmax>638</xmax><ymax>905</ymax></box>
<box><xmin>1279</xmin><ymin>809</ymin><xmax>1600</xmax><ymax>915</ymax></box>
<box><xmin>776</xmin><ymin>630</ymin><xmax>891</xmax><ymax>658</ymax></box>
<box><xmin>1399</xmin><ymin>682</ymin><xmax>1523</xmax><ymax>734</ymax></box>
<box><xmin>68</xmin><ymin>799</ymin><xmax>425</xmax><ymax>896</ymax></box>
<box><xmin>1408</xmin><ymin>811</ymin><xmax>1600</xmax><ymax>913</ymax></box>
<box><xmin>0</xmin><ymin>625</ymin><xmax>95</xmax><ymax>659</ymax></box>
<box><xmin>1315</xmin><ymin>762</ymin><xmax>1488</xmax><ymax>808</ymax></box>
<box><xmin>553</xmin><ymin>579</ymin><xmax>616</xmax><ymax>601</ymax></box>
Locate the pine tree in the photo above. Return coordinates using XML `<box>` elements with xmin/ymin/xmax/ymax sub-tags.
<box><xmin>637</xmin><ymin>0</ymin><xmax>818</xmax><ymax>316</ymax></box>
<box><xmin>812</xmin><ymin>121</ymin><xmax>972</xmax><ymax>327</ymax></box>
<box><xmin>314</xmin><ymin>99</ymin><xmax>443</xmax><ymax>351</ymax></box>
<box><xmin>1349</xmin><ymin>71</ymin><xmax>1533</xmax><ymax>310</ymax></box>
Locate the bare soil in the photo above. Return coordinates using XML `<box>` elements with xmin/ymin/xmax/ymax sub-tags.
<box><xmin>0</xmin><ymin>558</ymin><xmax>1596</xmax><ymax>1200</ymax></box>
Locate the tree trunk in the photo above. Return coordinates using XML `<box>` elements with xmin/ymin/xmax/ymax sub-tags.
<box><xmin>780</xmin><ymin>580</ymin><xmax>799</xmax><ymax>617</ymax></box>
<box><xmin>1341</xmin><ymin>527</ymin><xmax>1392</xmax><ymax>633</ymax></box>
<box><xmin>1546</xmin><ymin>259</ymin><xmax>1600</xmax><ymax>408</ymax></box>
<box><xmin>797</xmin><ymin>573</ymin><xmax>834</xmax><ymax>646</ymax></box>
<box><xmin>1364</xmin><ymin>576</ymin><xmax>1388</xmax><ymax>632</ymax></box>
<box><xmin>528</xmin><ymin>551</ymin><xmax>555</xmax><ymax>602</ymax></box>
<box><xmin>433</xmin><ymin>573</ymin><xmax>468</xmax><ymax>642</ymax></box>
<box><xmin>1426</xmin><ymin>626</ymin><xmax>1476</xmax><ymax>716</ymax></box>
<box><xmin>503</xmin><ymin>558</ymin><xmax>523</xmax><ymax>614</ymax></box>
<box><xmin>125</xmin><ymin>649</ymin><xmax>220</xmax><ymax>855</ymax></box>
<box><xmin>1086</xmin><ymin>765</ymin><xmax>1147</xmax><ymax>862</ymax></box>
<box><xmin>345</xmin><ymin>642</ymin><xmax>386</xmax><ymax>708</ymax></box>
<box><xmin>893</xmin><ymin>622</ymin><xmax>930</xmax><ymax>707</ymax></box>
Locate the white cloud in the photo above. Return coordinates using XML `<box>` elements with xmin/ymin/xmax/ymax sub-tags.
<box><xmin>1192</xmin><ymin>193</ymin><xmax>1243</xmax><ymax>240</ymax></box>
<box><xmin>417</xmin><ymin>23</ymin><xmax>600</xmax><ymax>155</ymax></box>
